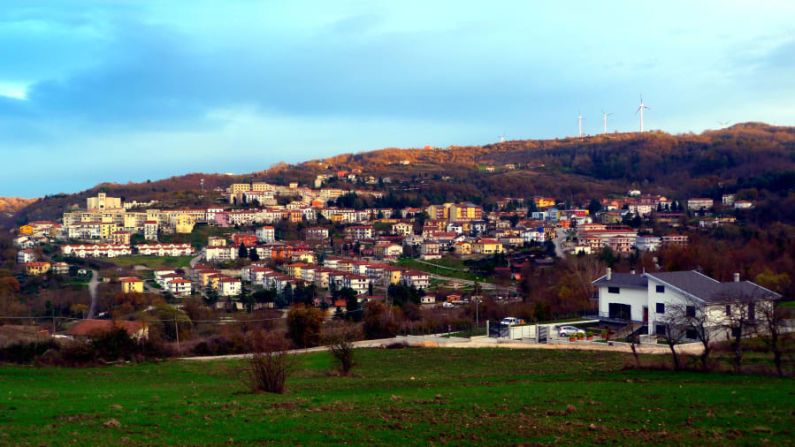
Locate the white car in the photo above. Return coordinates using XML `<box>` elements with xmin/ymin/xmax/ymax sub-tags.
<box><xmin>558</xmin><ymin>325</ymin><xmax>585</xmax><ymax>337</ymax></box>
<box><xmin>500</xmin><ymin>317</ymin><xmax>524</xmax><ymax>326</ymax></box>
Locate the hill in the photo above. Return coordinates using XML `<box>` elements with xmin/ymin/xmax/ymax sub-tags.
<box><xmin>0</xmin><ymin>348</ymin><xmax>791</xmax><ymax>445</ymax></box>
<box><xmin>9</xmin><ymin>122</ymin><xmax>795</xmax><ymax>225</ymax></box>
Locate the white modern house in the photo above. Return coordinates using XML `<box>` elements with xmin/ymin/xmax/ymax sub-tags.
<box><xmin>593</xmin><ymin>269</ymin><xmax>780</xmax><ymax>339</ymax></box>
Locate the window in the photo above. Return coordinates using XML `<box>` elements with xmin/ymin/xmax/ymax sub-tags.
<box><xmin>725</xmin><ymin>305</ymin><xmax>731</xmax><ymax>316</ymax></box>
<box><xmin>656</xmin><ymin>303</ymin><xmax>665</xmax><ymax>314</ymax></box>
<box><xmin>748</xmin><ymin>303</ymin><xmax>755</xmax><ymax>321</ymax></box>
<box><xmin>686</xmin><ymin>329</ymin><xmax>697</xmax><ymax>339</ymax></box>
<box><xmin>608</xmin><ymin>287</ymin><xmax>620</xmax><ymax>294</ymax></box>
<box><xmin>656</xmin><ymin>285</ymin><xmax>665</xmax><ymax>293</ymax></box>
<box><xmin>686</xmin><ymin>306</ymin><xmax>696</xmax><ymax>318</ymax></box>
<box><xmin>655</xmin><ymin>325</ymin><xmax>666</xmax><ymax>336</ymax></box>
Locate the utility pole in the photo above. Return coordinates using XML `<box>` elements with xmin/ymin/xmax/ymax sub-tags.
<box><xmin>174</xmin><ymin>315</ymin><xmax>180</xmax><ymax>351</ymax></box>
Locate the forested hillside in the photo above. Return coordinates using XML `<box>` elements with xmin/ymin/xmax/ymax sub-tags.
<box><xmin>9</xmin><ymin>123</ymin><xmax>795</xmax><ymax>226</ymax></box>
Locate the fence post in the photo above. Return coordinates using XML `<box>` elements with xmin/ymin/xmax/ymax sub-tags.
<box><xmin>486</xmin><ymin>320</ymin><xmax>489</xmax><ymax>338</ymax></box>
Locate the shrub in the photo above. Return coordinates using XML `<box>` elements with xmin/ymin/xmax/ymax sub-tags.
<box><xmin>323</xmin><ymin>324</ymin><xmax>361</xmax><ymax>376</ymax></box>
<box><xmin>243</xmin><ymin>332</ymin><xmax>295</xmax><ymax>394</ymax></box>
<box><xmin>91</xmin><ymin>327</ymin><xmax>139</xmax><ymax>362</ymax></box>
<box><xmin>286</xmin><ymin>306</ymin><xmax>324</xmax><ymax>348</ymax></box>
<box><xmin>0</xmin><ymin>340</ymin><xmax>58</xmax><ymax>364</ymax></box>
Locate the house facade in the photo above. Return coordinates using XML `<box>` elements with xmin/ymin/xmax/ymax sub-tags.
<box><xmin>593</xmin><ymin>269</ymin><xmax>781</xmax><ymax>339</ymax></box>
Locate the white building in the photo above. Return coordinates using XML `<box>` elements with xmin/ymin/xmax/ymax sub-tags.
<box><xmin>205</xmin><ymin>246</ymin><xmax>238</xmax><ymax>262</ymax></box>
<box><xmin>593</xmin><ymin>269</ymin><xmax>780</xmax><ymax>339</ymax></box>
<box><xmin>256</xmin><ymin>226</ymin><xmax>276</xmax><ymax>243</ymax></box>
<box><xmin>17</xmin><ymin>249</ymin><xmax>36</xmax><ymax>264</ymax></box>
<box><xmin>165</xmin><ymin>278</ymin><xmax>193</xmax><ymax>296</ymax></box>
<box><xmin>136</xmin><ymin>243</ymin><xmax>193</xmax><ymax>256</ymax></box>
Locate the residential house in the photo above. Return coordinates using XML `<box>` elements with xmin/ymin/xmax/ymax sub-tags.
<box><xmin>120</xmin><ymin>277</ymin><xmax>144</xmax><ymax>294</ymax></box>
<box><xmin>592</xmin><ymin>269</ymin><xmax>780</xmax><ymax>339</ymax></box>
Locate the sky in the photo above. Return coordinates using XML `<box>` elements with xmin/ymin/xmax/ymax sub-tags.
<box><xmin>1</xmin><ymin>1</ymin><xmax>793</xmax><ymax>197</ymax></box>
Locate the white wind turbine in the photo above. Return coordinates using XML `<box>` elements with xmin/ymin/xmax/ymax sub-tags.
<box><xmin>578</xmin><ymin>111</ymin><xmax>584</xmax><ymax>138</ymax></box>
<box><xmin>602</xmin><ymin>111</ymin><xmax>613</xmax><ymax>134</ymax></box>
<box><xmin>499</xmin><ymin>133</ymin><xmax>506</xmax><ymax>143</ymax></box>
<box><xmin>636</xmin><ymin>96</ymin><xmax>650</xmax><ymax>132</ymax></box>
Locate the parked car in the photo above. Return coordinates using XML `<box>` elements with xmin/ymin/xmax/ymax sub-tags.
<box><xmin>500</xmin><ymin>317</ymin><xmax>525</xmax><ymax>326</ymax></box>
<box><xmin>558</xmin><ymin>325</ymin><xmax>585</xmax><ymax>337</ymax></box>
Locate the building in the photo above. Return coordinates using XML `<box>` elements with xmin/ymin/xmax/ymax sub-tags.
<box><xmin>144</xmin><ymin>221</ymin><xmax>159</xmax><ymax>241</ymax></box>
<box><xmin>401</xmin><ymin>270</ymin><xmax>430</xmax><ymax>290</ymax></box>
<box><xmin>232</xmin><ymin>233</ymin><xmax>258</xmax><ymax>248</ymax></box>
<box><xmin>205</xmin><ymin>246</ymin><xmax>238</xmax><ymax>262</ymax></box>
<box><xmin>61</xmin><ymin>244</ymin><xmax>132</xmax><ymax>258</ymax></box>
<box><xmin>687</xmin><ymin>198</ymin><xmax>714</xmax><ymax>211</ymax></box>
<box><xmin>120</xmin><ymin>277</ymin><xmax>144</xmax><ymax>294</ymax></box>
<box><xmin>136</xmin><ymin>243</ymin><xmax>193</xmax><ymax>256</ymax></box>
<box><xmin>87</xmin><ymin>193</ymin><xmax>122</xmax><ymax>210</ymax></box>
<box><xmin>17</xmin><ymin>249</ymin><xmax>36</xmax><ymax>264</ymax></box>
<box><xmin>51</xmin><ymin>262</ymin><xmax>70</xmax><ymax>275</ymax></box>
<box><xmin>345</xmin><ymin>225</ymin><xmax>374</xmax><ymax>241</ymax></box>
<box><xmin>165</xmin><ymin>278</ymin><xmax>193</xmax><ymax>296</ymax></box>
<box><xmin>25</xmin><ymin>261</ymin><xmax>51</xmax><ymax>276</ymax></box>
<box><xmin>67</xmin><ymin>320</ymin><xmax>148</xmax><ymax>340</ymax></box>
<box><xmin>256</xmin><ymin>226</ymin><xmax>276</xmax><ymax>243</ymax></box>
<box><xmin>592</xmin><ymin>269</ymin><xmax>780</xmax><ymax>339</ymax></box>
<box><xmin>472</xmin><ymin>238</ymin><xmax>505</xmax><ymax>255</ymax></box>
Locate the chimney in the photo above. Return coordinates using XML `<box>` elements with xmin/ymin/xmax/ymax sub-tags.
<box><xmin>606</xmin><ymin>268</ymin><xmax>612</xmax><ymax>281</ymax></box>
<box><xmin>733</xmin><ymin>272</ymin><xmax>740</xmax><ymax>282</ymax></box>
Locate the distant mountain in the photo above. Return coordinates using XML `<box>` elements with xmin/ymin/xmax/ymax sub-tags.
<box><xmin>8</xmin><ymin>122</ymin><xmax>795</xmax><ymax>227</ymax></box>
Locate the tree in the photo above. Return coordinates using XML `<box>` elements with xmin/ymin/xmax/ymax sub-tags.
<box><xmin>755</xmin><ymin>300</ymin><xmax>787</xmax><ymax>377</ymax></box>
<box><xmin>587</xmin><ymin>198</ymin><xmax>602</xmax><ymax>215</ymax></box>
<box><xmin>323</xmin><ymin>323</ymin><xmax>361</xmax><ymax>376</ymax></box>
<box><xmin>656</xmin><ymin>304</ymin><xmax>689</xmax><ymax>370</ymax></box>
<box><xmin>238</xmin><ymin>243</ymin><xmax>248</xmax><ymax>259</ymax></box>
<box><xmin>244</xmin><ymin>331</ymin><xmax>295</xmax><ymax>394</ymax></box>
<box><xmin>719</xmin><ymin>294</ymin><xmax>756</xmax><ymax>373</ymax></box>
<box><xmin>249</xmin><ymin>249</ymin><xmax>260</xmax><ymax>262</ymax></box>
<box><xmin>286</xmin><ymin>305</ymin><xmax>324</xmax><ymax>348</ymax></box>
<box><xmin>682</xmin><ymin>299</ymin><xmax>713</xmax><ymax>370</ymax></box>
<box><xmin>362</xmin><ymin>301</ymin><xmax>401</xmax><ymax>339</ymax></box>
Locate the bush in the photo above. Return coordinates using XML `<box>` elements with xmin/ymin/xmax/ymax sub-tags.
<box><xmin>323</xmin><ymin>324</ymin><xmax>361</xmax><ymax>376</ymax></box>
<box><xmin>286</xmin><ymin>306</ymin><xmax>324</xmax><ymax>348</ymax></box>
<box><xmin>91</xmin><ymin>327</ymin><xmax>139</xmax><ymax>362</ymax></box>
<box><xmin>0</xmin><ymin>340</ymin><xmax>58</xmax><ymax>364</ymax></box>
<box><xmin>243</xmin><ymin>332</ymin><xmax>295</xmax><ymax>394</ymax></box>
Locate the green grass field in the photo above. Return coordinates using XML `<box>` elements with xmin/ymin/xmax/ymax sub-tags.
<box><xmin>0</xmin><ymin>348</ymin><xmax>792</xmax><ymax>446</ymax></box>
<box><xmin>102</xmin><ymin>255</ymin><xmax>193</xmax><ymax>269</ymax></box>
<box><xmin>397</xmin><ymin>257</ymin><xmax>485</xmax><ymax>282</ymax></box>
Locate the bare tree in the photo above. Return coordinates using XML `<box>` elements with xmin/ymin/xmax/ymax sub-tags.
<box><xmin>656</xmin><ymin>304</ymin><xmax>689</xmax><ymax>370</ymax></box>
<box><xmin>719</xmin><ymin>295</ymin><xmax>756</xmax><ymax>373</ymax></box>
<box><xmin>243</xmin><ymin>332</ymin><xmax>295</xmax><ymax>394</ymax></box>
<box><xmin>755</xmin><ymin>300</ymin><xmax>787</xmax><ymax>377</ymax></box>
<box><xmin>323</xmin><ymin>323</ymin><xmax>361</xmax><ymax>376</ymax></box>
<box><xmin>682</xmin><ymin>298</ymin><xmax>713</xmax><ymax>371</ymax></box>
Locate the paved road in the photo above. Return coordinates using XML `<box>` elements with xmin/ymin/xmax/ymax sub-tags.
<box><xmin>552</xmin><ymin>228</ymin><xmax>568</xmax><ymax>258</ymax></box>
<box><xmin>86</xmin><ymin>269</ymin><xmax>99</xmax><ymax>318</ymax></box>
<box><xmin>181</xmin><ymin>334</ymin><xmax>705</xmax><ymax>361</ymax></box>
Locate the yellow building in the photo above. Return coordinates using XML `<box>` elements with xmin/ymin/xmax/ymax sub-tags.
<box><xmin>473</xmin><ymin>239</ymin><xmax>505</xmax><ymax>255</ymax></box>
<box><xmin>449</xmin><ymin>203</ymin><xmax>483</xmax><ymax>221</ymax></box>
<box><xmin>25</xmin><ymin>262</ymin><xmax>51</xmax><ymax>276</ymax></box>
<box><xmin>385</xmin><ymin>268</ymin><xmax>402</xmax><ymax>285</ymax></box>
<box><xmin>534</xmin><ymin>197</ymin><xmax>556</xmax><ymax>209</ymax></box>
<box><xmin>18</xmin><ymin>224</ymin><xmax>33</xmax><ymax>235</ymax></box>
<box><xmin>425</xmin><ymin>204</ymin><xmax>451</xmax><ymax>220</ymax></box>
<box><xmin>120</xmin><ymin>277</ymin><xmax>144</xmax><ymax>294</ymax></box>
<box><xmin>99</xmin><ymin>222</ymin><xmax>119</xmax><ymax>240</ymax></box>
<box><xmin>175</xmin><ymin>214</ymin><xmax>196</xmax><ymax>234</ymax></box>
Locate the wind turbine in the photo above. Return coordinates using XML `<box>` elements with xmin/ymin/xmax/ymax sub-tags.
<box><xmin>602</xmin><ymin>111</ymin><xmax>613</xmax><ymax>134</ymax></box>
<box><xmin>499</xmin><ymin>133</ymin><xmax>506</xmax><ymax>143</ymax></box>
<box><xmin>636</xmin><ymin>96</ymin><xmax>650</xmax><ymax>132</ymax></box>
<box><xmin>718</xmin><ymin>121</ymin><xmax>730</xmax><ymax>128</ymax></box>
<box><xmin>578</xmin><ymin>111</ymin><xmax>584</xmax><ymax>138</ymax></box>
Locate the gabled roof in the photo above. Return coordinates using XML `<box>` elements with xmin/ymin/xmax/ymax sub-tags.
<box><xmin>592</xmin><ymin>273</ymin><xmax>648</xmax><ymax>289</ymax></box>
<box><xmin>647</xmin><ymin>271</ymin><xmax>781</xmax><ymax>304</ymax></box>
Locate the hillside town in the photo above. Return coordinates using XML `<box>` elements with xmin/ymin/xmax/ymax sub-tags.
<box><xmin>8</xmin><ymin>173</ymin><xmax>781</xmax><ymax>347</ymax></box>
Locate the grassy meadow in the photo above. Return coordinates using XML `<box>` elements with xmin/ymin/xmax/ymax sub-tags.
<box><xmin>0</xmin><ymin>348</ymin><xmax>792</xmax><ymax>446</ymax></box>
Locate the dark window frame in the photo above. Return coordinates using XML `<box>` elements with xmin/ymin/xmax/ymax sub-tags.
<box><xmin>656</xmin><ymin>303</ymin><xmax>665</xmax><ymax>314</ymax></box>
<box><xmin>608</xmin><ymin>286</ymin><xmax>620</xmax><ymax>294</ymax></box>
<box><xmin>655</xmin><ymin>285</ymin><xmax>665</xmax><ymax>293</ymax></box>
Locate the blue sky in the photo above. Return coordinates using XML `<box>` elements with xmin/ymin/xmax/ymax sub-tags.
<box><xmin>1</xmin><ymin>1</ymin><xmax>793</xmax><ymax>197</ymax></box>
